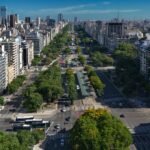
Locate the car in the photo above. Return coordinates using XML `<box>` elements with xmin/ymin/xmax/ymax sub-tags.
<box><xmin>61</xmin><ymin>107</ymin><xmax>66</xmax><ymax>112</ymax></box>
<box><xmin>55</xmin><ymin>124</ymin><xmax>60</xmax><ymax>129</ymax></box>
<box><xmin>76</xmin><ymin>85</ymin><xmax>80</xmax><ymax>90</ymax></box>
<box><xmin>120</xmin><ymin>114</ymin><xmax>125</xmax><ymax>118</ymax></box>
<box><xmin>65</xmin><ymin>117</ymin><xmax>70</xmax><ymax>121</ymax></box>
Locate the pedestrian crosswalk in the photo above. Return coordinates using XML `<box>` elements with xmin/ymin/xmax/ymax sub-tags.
<box><xmin>47</xmin><ymin>133</ymin><xmax>69</xmax><ymax>140</ymax></box>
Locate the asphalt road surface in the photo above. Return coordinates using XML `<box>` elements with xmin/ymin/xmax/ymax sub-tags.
<box><xmin>96</xmin><ymin>71</ymin><xmax>150</xmax><ymax>150</ymax></box>
<box><xmin>45</xmin><ymin>108</ymin><xmax>83</xmax><ymax>150</ymax></box>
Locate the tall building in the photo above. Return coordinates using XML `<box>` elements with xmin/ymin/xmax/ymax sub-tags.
<box><xmin>0</xmin><ymin>6</ymin><xmax>7</xmax><ymax>25</ymax></box>
<box><xmin>25</xmin><ymin>17</ymin><xmax>31</xmax><ymax>24</ymax></box>
<box><xmin>15</xmin><ymin>14</ymin><xmax>19</xmax><ymax>24</ymax></box>
<box><xmin>106</xmin><ymin>22</ymin><xmax>125</xmax><ymax>38</ymax></box>
<box><xmin>26</xmin><ymin>31</ymin><xmax>43</xmax><ymax>55</ymax></box>
<box><xmin>58</xmin><ymin>13</ymin><xmax>63</xmax><ymax>22</ymax></box>
<box><xmin>47</xmin><ymin>19</ymin><xmax>56</xmax><ymax>27</ymax></box>
<box><xmin>140</xmin><ymin>46</ymin><xmax>150</xmax><ymax>79</ymax></box>
<box><xmin>0</xmin><ymin>44</ymin><xmax>8</xmax><ymax>93</ymax></box>
<box><xmin>74</xmin><ymin>17</ymin><xmax>78</xmax><ymax>24</ymax></box>
<box><xmin>21</xmin><ymin>40</ymin><xmax>34</xmax><ymax>68</ymax></box>
<box><xmin>10</xmin><ymin>14</ymin><xmax>16</xmax><ymax>28</ymax></box>
<box><xmin>2</xmin><ymin>38</ymin><xmax>20</xmax><ymax>82</ymax></box>
<box><xmin>36</xmin><ymin>17</ymin><xmax>41</xmax><ymax>26</ymax></box>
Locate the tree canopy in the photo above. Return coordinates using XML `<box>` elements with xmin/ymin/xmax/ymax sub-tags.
<box><xmin>91</xmin><ymin>52</ymin><xmax>114</xmax><ymax>67</ymax></box>
<box><xmin>24</xmin><ymin>65</ymin><xmax>63</xmax><ymax>112</ymax></box>
<box><xmin>114</xmin><ymin>42</ymin><xmax>137</xmax><ymax>59</ymax></box>
<box><xmin>113</xmin><ymin>43</ymin><xmax>143</xmax><ymax>96</ymax></box>
<box><xmin>70</xmin><ymin>109</ymin><xmax>132</xmax><ymax>150</ymax></box>
<box><xmin>66</xmin><ymin>69</ymin><xmax>77</xmax><ymax>104</ymax></box>
<box><xmin>7</xmin><ymin>75</ymin><xmax>26</xmax><ymax>94</ymax></box>
<box><xmin>0</xmin><ymin>130</ymin><xmax>44</xmax><ymax>150</ymax></box>
<box><xmin>78</xmin><ymin>55</ymin><xmax>86</xmax><ymax>65</ymax></box>
<box><xmin>0</xmin><ymin>96</ymin><xmax>4</xmax><ymax>105</ymax></box>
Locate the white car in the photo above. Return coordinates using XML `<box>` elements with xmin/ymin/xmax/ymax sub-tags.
<box><xmin>76</xmin><ymin>85</ymin><xmax>80</xmax><ymax>90</ymax></box>
<box><xmin>55</xmin><ymin>124</ymin><xmax>60</xmax><ymax>129</ymax></box>
<box><xmin>61</xmin><ymin>107</ymin><xmax>66</xmax><ymax>112</ymax></box>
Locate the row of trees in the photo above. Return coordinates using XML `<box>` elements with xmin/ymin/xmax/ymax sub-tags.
<box><xmin>113</xmin><ymin>43</ymin><xmax>144</xmax><ymax>96</ymax></box>
<box><xmin>41</xmin><ymin>25</ymin><xmax>71</xmax><ymax>65</ymax></box>
<box><xmin>24</xmin><ymin>65</ymin><xmax>63</xmax><ymax>112</ymax></box>
<box><xmin>23</xmin><ymin>25</ymin><xmax>71</xmax><ymax>112</ymax></box>
<box><xmin>85</xmin><ymin>66</ymin><xmax>105</xmax><ymax>96</ymax></box>
<box><xmin>66</xmin><ymin>69</ymin><xmax>77</xmax><ymax>104</ymax></box>
<box><xmin>91</xmin><ymin>51</ymin><xmax>114</xmax><ymax>67</ymax></box>
<box><xmin>7</xmin><ymin>75</ymin><xmax>26</xmax><ymax>94</ymax></box>
<box><xmin>70</xmin><ymin>109</ymin><xmax>132</xmax><ymax>150</ymax></box>
<box><xmin>0</xmin><ymin>130</ymin><xmax>44</xmax><ymax>150</ymax></box>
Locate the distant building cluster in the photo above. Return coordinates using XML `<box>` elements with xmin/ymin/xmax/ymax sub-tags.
<box><xmin>78</xmin><ymin>19</ymin><xmax>150</xmax><ymax>80</ymax></box>
<box><xmin>0</xmin><ymin>6</ymin><xmax>67</xmax><ymax>93</ymax></box>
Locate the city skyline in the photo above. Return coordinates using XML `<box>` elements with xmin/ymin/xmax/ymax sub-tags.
<box><xmin>1</xmin><ymin>0</ymin><xmax>150</xmax><ymax>20</ymax></box>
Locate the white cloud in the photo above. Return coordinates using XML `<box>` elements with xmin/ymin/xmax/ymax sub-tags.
<box><xmin>102</xmin><ymin>1</ymin><xmax>111</xmax><ymax>5</ymax></box>
<box><xmin>39</xmin><ymin>4</ymin><xmax>96</xmax><ymax>13</ymax></box>
<box><xmin>16</xmin><ymin>3</ymin><xmax>141</xmax><ymax>18</ymax></box>
<box><xmin>68</xmin><ymin>9</ymin><xmax>141</xmax><ymax>15</ymax></box>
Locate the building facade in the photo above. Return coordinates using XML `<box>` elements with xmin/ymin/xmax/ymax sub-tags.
<box><xmin>0</xmin><ymin>44</ymin><xmax>8</xmax><ymax>93</ymax></box>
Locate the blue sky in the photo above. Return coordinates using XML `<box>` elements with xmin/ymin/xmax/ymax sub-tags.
<box><xmin>0</xmin><ymin>0</ymin><xmax>150</xmax><ymax>20</ymax></box>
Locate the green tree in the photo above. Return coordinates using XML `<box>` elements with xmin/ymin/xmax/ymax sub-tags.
<box><xmin>90</xmin><ymin>76</ymin><xmax>105</xmax><ymax>95</ymax></box>
<box><xmin>85</xmin><ymin>65</ymin><xmax>93</xmax><ymax>73</ymax></box>
<box><xmin>0</xmin><ymin>132</ymin><xmax>20</xmax><ymax>150</ymax></box>
<box><xmin>78</xmin><ymin>55</ymin><xmax>86</xmax><ymax>65</ymax></box>
<box><xmin>7</xmin><ymin>75</ymin><xmax>26</xmax><ymax>94</ymax></box>
<box><xmin>76</xmin><ymin>46</ymin><xmax>81</xmax><ymax>54</ymax></box>
<box><xmin>114</xmin><ymin>42</ymin><xmax>137</xmax><ymax>59</ymax></box>
<box><xmin>32</xmin><ymin>55</ymin><xmax>41</xmax><ymax>66</ymax></box>
<box><xmin>91</xmin><ymin>52</ymin><xmax>114</xmax><ymax>67</ymax></box>
<box><xmin>0</xmin><ymin>96</ymin><xmax>4</xmax><ymax>105</ymax></box>
<box><xmin>24</xmin><ymin>92</ymin><xmax>43</xmax><ymax>112</ymax></box>
<box><xmin>66</xmin><ymin>69</ymin><xmax>77</xmax><ymax>104</ymax></box>
<box><xmin>71</xmin><ymin>109</ymin><xmax>132</xmax><ymax>150</ymax></box>
<box><xmin>64</xmin><ymin>47</ymin><xmax>71</xmax><ymax>54</ymax></box>
<box><xmin>114</xmin><ymin>43</ymin><xmax>141</xmax><ymax>96</ymax></box>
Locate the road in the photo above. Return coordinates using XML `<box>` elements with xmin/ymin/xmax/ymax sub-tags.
<box><xmin>44</xmin><ymin>108</ymin><xmax>83</xmax><ymax>150</ymax></box>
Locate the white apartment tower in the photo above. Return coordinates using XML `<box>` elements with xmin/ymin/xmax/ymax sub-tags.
<box><xmin>2</xmin><ymin>39</ymin><xmax>19</xmax><ymax>82</ymax></box>
<box><xmin>0</xmin><ymin>45</ymin><xmax>8</xmax><ymax>93</ymax></box>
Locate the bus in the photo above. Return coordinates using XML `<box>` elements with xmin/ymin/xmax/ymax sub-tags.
<box><xmin>25</xmin><ymin>119</ymin><xmax>43</xmax><ymax>125</ymax></box>
<box><xmin>13</xmin><ymin>124</ymin><xmax>31</xmax><ymax>131</ymax></box>
<box><xmin>32</xmin><ymin>120</ymin><xmax>50</xmax><ymax>128</ymax></box>
<box><xmin>16</xmin><ymin>116</ymin><xmax>34</xmax><ymax>122</ymax></box>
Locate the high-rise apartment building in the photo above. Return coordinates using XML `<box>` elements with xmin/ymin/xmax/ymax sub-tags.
<box><xmin>21</xmin><ymin>40</ymin><xmax>34</xmax><ymax>68</ymax></box>
<box><xmin>58</xmin><ymin>13</ymin><xmax>63</xmax><ymax>22</ymax></box>
<box><xmin>106</xmin><ymin>22</ymin><xmax>125</xmax><ymax>38</ymax></box>
<box><xmin>140</xmin><ymin>46</ymin><xmax>150</xmax><ymax>79</ymax></box>
<box><xmin>2</xmin><ymin>38</ymin><xmax>19</xmax><ymax>82</ymax></box>
<box><xmin>0</xmin><ymin>6</ymin><xmax>7</xmax><ymax>25</ymax></box>
<box><xmin>25</xmin><ymin>17</ymin><xmax>31</xmax><ymax>24</ymax></box>
<box><xmin>0</xmin><ymin>44</ymin><xmax>8</xmax><ymax>93</ymax></box>
<box><xmin>26</xmin><ymin>31</ymin><xmax>43</xmax><ymax>55</ymax></box>
<box><xmin>10</xmin><ymin>14</ymin><xmax>16</xmax><ymax>28</ymax></box>
<box><xmin>36</xmin><ymin>17</ymin><xmax>41</xmax><ymax>26</ymax></box>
